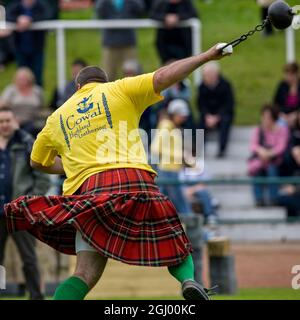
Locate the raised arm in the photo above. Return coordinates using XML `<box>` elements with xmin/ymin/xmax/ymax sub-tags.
<box><xmin>153</xmin><ymin>44</ymin><xmax>230</xmax><ymax>93</ymax></box>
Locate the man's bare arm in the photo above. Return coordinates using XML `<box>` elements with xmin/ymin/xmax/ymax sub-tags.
<box><xmin>30</xmin><ymin>157</ymin><xmax>65</xmax><ymax>175</ymax></box>
<box><xmin>153</xmin><ymin>44</ymin><xmax>230</xmax><ymax>93</ymax></box>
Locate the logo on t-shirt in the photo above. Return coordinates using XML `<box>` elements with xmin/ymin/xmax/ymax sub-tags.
<box><xmin>77</xmin><ymin>95</ymin><xmax>94</xmax><ymax>114</ymax></box>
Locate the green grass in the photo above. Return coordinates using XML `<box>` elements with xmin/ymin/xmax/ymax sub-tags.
<box><xmin>1</xmin><ymin>1</ymin><xmax>300</xmax><ymax>124</ymax></box>
<box><xmin>98</xmin><ymin>288</ymin><xmax>300</xmax><ymax>300</ymax></box>
<box><xmin>1</xmin><ymin>288</ymin><xmax>299</xmax><ymax>300</ymax></box>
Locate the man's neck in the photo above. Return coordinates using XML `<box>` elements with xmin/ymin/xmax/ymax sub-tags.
<box><xmin>0</xmin><ymin>134</ymin><xmax>13</xmax><ymax>150</ymax></box>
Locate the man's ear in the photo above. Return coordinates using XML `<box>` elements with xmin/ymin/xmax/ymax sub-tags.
<box><xmin>77</xmin><ymin>84</ymin><xmax>81</xmax><ymax>91</ymax></box>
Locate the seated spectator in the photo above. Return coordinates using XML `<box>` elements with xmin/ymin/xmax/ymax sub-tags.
<box><xmin>6</xmin><ymin>0</ymin><xmax>50</xmax><ymax>86</ymax></box>
<box><xmin>154</xmin><ymin>69</ymin><xmax>194</xmax><ymax>132</ymax></box>
<box><xmin>180</xmin><ymin>164</ymin><xmax>219</xmax><ymax>226</ymax></box>
<box><xmin>197</xmin><ymin>62</ymin><xmax>235</xmax><ymax>158</ymax></box>
<box><xmin>274</xmin><ymin>62</ymin><xmax>300</xmax><ymax>114</ymax></box>
<box><xmin>0</xmin><ymin>67</ymin><xmax>44</xmax><ymax>135</ymax></box>
<box><xmin>277</xmin><ymin>110</ymin><xmax>300</xmax><ymax>219</ymax></box>
<box><xmin>277</xmin><ymin>184</ymin><xmax>300</xmax><ymax>220</ymax></box>
<box><xmin>95</xmin><ymin>0</ymin><xmax>144</xmax><ymax>81</ymax></box>
<box><xmin>122</xmin><ymin>58</ymin><xmax>143</xmax><ymax>77</ymax></box>
<box><xmin>150</xmin><ymin>0</ymin><xmax>198</xmax><ymax>64</ymax></box>
<box><xmin>291</xmin><ymin>111</ymin><xmax>300</xmax><ymax>167</ymax></box>
<box><xmin>248</xmin><ymin>105</ymin><xmax>289</xmax><ymax>207</ymax></box>
<box><xmin>279</xmin><ymin>109</ymin><xmax>300</xmax><ymax>175</ymax></box>
<box><xmin>151</xmin><ymin>99</ymin><xmax>193</xmax><ymax>215</ymax></box>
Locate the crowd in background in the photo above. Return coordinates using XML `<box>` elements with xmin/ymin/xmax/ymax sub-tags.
<box><xmin>248</xmin><ymin>62</ymin><xmax>300</xmax><ymax>218</ymax></box>
<box><xmin>0</xmin><ymin>0</ymin><xmax>299</xmax><ymax>223</ymax></box>
<box><xmin>0</xmin><ymin>0</ymin><xmax>299</xmax><ymax>300</ymax></box>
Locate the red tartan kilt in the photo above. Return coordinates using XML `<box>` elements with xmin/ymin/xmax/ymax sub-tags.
<box><xmin>4</xmin><ymin>168</ymin><xmax>192</xmax><ymax>267</ymax></box>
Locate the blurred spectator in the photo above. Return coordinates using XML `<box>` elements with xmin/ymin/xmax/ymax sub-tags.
<box><xmin>279</xmin><ymin>110</ymin><xmax>300</xmax><ymax>176</ymax></box>
<box><xmin>153</xmin><ymin>72</ymin><xmax>194</xmax><ymax>134</ymax></box>
<box><xmin>0</xmin><ymin>1</ymin><xmax>16</xmax><ymax>71</ymax></box>
<box><xmin>277</xmin><ymin>185</ymin><xmax>300</xmax><ymax>219</ymax></box>
<box><xmin>95</xmin><ymin>0</ymin><xmax>144</xmax><ymax>81</ymax></box>
<box><xmin>274</xmin><ymin>62</ymin><xmax>300</xmax><ymax>114</ymax></box>
<box><xmin>181</xmin><ymin>165</ymin><xmax>219</xmax><ymax>226</ymax></box>
<box><xmin>121</xmin><ymin>58</ymin><xmax>154</xmax><ymax>146</ymax></box>
<box><xmin>163</xmin><ymin>78</ymin><xmax>192</xmax><ymax>104</ymax></box>
<box><xmin>257</xmin><ymin>0</ymin><xmax>275</xmax><ymax>36</ymax></box>
<box><xmin>143</xmin><ymin>0</ymin><xmax>152</xmax><ymax>12</ymax></box>
<box><xmin>44</xmin><ymin>0</ymin><xmax>60</xmax><ymax>19</ymax></box>
<box><xmin>0</xmin><ymin>67</ymin><xmax>44</xmax><ymax>136</ymax></box>
<box><xmin>0</xmin><ymin>107</ymin><xmax>50</xmax><ymax>299</ymax></box>
<box><xmin>51</xmin><ymin>58</ymin><xmax>88</xmax><ymax>109</ymax></box>
<box><xmin>248</xmin><ymin>105</ymin><xmax>289</xmax><ymax>207</ymax></box>
<box><xmin>150</xmin><ymin>0</ymin><xmax>198</xmax><ymax>64</ymax></box>
<box><xmin>277</xmin><ymin>107</ymin><xmax>299</xmax><ymax>129</ymax></box>
<box><xmin>277</xmin><ymin>111</ymin><xmax>300</xmax><ymax>219</ymax></box>
<box><xmin>277</xmin><ymin>111</ymin><xmax>300</xmax><ymax>218</ymax></box>
<box><xmin>151</xmin><ymin>99</ymin><xmax>193</xmax><ymax>214</ymax></box>
<box><xmin>197</xmin><ymin>62</ymin><xmax>235</xmax><ymax>158</ymax></box>
<box><xmin>6</xmin><ymin>0</ymin><xmax>50</xmax><ymax>86</ymax></box>
<box><xmin>122</xmin><ymin>58</ymin><xmax>143</xmax><ymax>77</ymax></box>
<box><xmin>0</xmin><ymin>30</ymin><xmax>15</xmax><ymax>72</ymax></box>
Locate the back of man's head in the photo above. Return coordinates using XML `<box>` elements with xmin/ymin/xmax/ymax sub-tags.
<box><xmin>75</xmin><ymin>66</ymin><xmax>109</xmax><ymax>88</ymax></box>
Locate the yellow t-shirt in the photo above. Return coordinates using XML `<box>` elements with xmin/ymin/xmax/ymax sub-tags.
<box><xmin>31</xmin><ymin>73</ymin><xmax>163</xmax><ymax>195</ymax></box>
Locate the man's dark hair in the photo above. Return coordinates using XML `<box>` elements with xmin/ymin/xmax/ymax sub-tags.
<box><xmin>284</xmin><ymin>62</ymin><xmax>299</xmax><ymax>74</ymax></box>
<box><xmin>75</xmin><ymin>66</ymin><xmax>109</xmax><ymax>87</ymax></box>
<box><xmin>72</xmin><ymin>58</ymin><xmax>87</xmax><ymax>68</ymax></box>
<box><xmin>0</xmin><ymin>106</ymin><xmax>14</xmax><ymax>114</ymax></box>
<box><xmin>261</xmin><ymin>104</ymin><xmax>279</xmax><ymax>121</ymax></box>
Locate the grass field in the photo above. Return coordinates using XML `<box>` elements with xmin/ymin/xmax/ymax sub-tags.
<box><xmin>99</xmin><ymin>288</ymin><xmax>300</xmax><ymax>300</ymax></box>
<box><xmin>1</xmin><ymin>1</ymin><xmax>300</xmax><ymax>124</ymax></box>
<box><xmin>1</xmin><ymin>288</ymin><xmax>299</xmax><ymax>300</ymax></box>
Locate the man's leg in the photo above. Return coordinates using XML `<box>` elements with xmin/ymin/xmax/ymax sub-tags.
<box><xmin>0</xmin><ymin>217</ymin><xmax>9</xmax><ymax>265</ymax></box>
<box><xmin>102</xmin><ymin>47</ymin><xmax>118</xmax><ymax>81</ymax></box>
<box><xmin>266</xmin><ymin>165</ymin><xmax>279</xmax><ymax>204</ymax></box>
<box><xmin>13</xmin><ymin>231</ymin><xmax>44</xmax><ymax>300</ymax></box>
<box><xmin>253</xmin><ymin>171</ymin><xmax>265</xmax><ymax>206</ymax></box>
<box><xmin>168</xmin><ymin>254</ymin><xmax>194</xmax><ymax>283</ymax></box>
<box><xmin>218</xmin><ymin>116</ymin><xmax>232</xmax><ymax>157</ymax></box>
<box><xmin>277</xmin><ymin>194</ymin><xmax>300</xmax><ymax>218</ymax></box>
<box><xmin>121</xmin><ymin>46</ymin><xmax>137</xmax><ymax>67</ymax></box>
<box><xmin>29</xmin><ymin>50</ymin><xmax>44</xmax><ymax>87</ymax></box>
<box><xmin>54</xmin><ymin>232</ymin><xmax>107</xmax><ymax>300</ymax></box>
<box><xmin>168</xmin><ymin>254</ymin><xmax>210</xmax><ymax>300</ymax></box>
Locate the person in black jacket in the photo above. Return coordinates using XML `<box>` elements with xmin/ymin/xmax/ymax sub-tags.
<box><xmin>197</xmin><ymin>62</ymin><xmax>235</xmax><ymax>158</ymax></box>
<box><xmin>95</xmin><ymin>0</ymin><xmax>144</xmax><ymax>81</ymax></box>
<box><xmin>6</xmin><ymin>0</ymin><xmax>50</xmax><ymax>86</ymax></box>
<box><xmin>0</xmin><ymin>107</ymin><xmax>50</xmax><ymax>299</ymax></box>
<box><xmin>274</xmin><ymin>62</ymin><xmax>300</xmax><ymax>114</ymax></box>
<box><xmin>150</xmin><ymin>0</ymin><xmax>198</xmax><ymax>64</ymax></box>
<box><xmin>0</xmin><ymin>0</ymin><xmax>15</xmax><ymax>71</ymax></box>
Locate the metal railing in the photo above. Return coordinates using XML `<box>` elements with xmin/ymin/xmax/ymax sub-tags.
<box><xmin>5</xmin><ymin>19</ymin><xmax>298</xmax><ymax>93</ymax></box>
<box><xmin>156</xmin><ymin>176</ymin><xmax>300</xmax><ymax>185</ymax></box>
<box><xmin>6</xmin><ymin>18</ymin><xmax>202</xmax><ymax>93</ymax></box>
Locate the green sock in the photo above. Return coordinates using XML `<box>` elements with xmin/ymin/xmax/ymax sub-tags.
<box><xmin>53</xmin><ymin>276</ymin><xmax>89</xmax><ymax>300</ymax></box>
<box><xmin>168</xmin><ymin>254</ymin><xmax>195</xmax><ymax>284</ymax></box>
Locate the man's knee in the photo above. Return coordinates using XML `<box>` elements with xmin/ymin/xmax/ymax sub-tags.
<box><xmin>74</xmin><ymin>252</ymin><xmax>107</xmax><ymax>289</ymax></box>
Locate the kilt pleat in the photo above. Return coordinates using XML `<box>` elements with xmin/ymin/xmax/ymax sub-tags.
<box><xmin>4</xmin><ymin>168</ymin><xmax>192</xmax><ymax>266</ymax></box>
